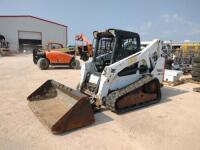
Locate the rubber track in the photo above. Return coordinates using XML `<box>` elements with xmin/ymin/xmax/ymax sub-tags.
<box><xmin>105</xmin><ymin>75</ymin><xmax>159</xmax><ymax>113</ymax></box>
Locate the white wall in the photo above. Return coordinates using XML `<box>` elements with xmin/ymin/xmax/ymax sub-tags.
<box><xmin>0</xmin><ymin>16</ymin><xmax>67</xmax><ymax>52</ymax></box>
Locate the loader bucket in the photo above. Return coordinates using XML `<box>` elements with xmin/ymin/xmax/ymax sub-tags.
<box><xmin>27</xmin><ymin>80</ymin><xmax>95</xmax><ymax>134</ymax></box>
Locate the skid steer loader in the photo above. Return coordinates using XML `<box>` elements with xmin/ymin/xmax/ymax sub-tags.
<box><xmin>27</xmin><ymin>29</ymin><xmax>165</xmax><ymax>134</ymax></box>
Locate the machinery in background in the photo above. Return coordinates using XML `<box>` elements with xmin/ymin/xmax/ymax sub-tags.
<box><xmin>75</xmin><ymin>33</ymin><xmax>93</xmax><ymax>61</ymax></box>
<box><xmin>28</xmin><ymin>29</ymin><xmax>165</xmax><ymax>134</ymax></box>
<box><xmin>172</xmin><ymin>42</ymin><xmax>200</xmax><ymax>73</ymax></box>
<box><xmin>142</xmin><ymin>41</ymin><xmax>174</xmax><ymax>59</ymax></box>
<box><xmin>142</xmin><ymin>41</ymin><xmax>184</xmax><ymax>84</ymax></box>
<box><xmin>164</xmin><ymin>69</ymin><xmax>183</xmax><ymax>83</ymax></box>
<box><xmin>33</xmin><ymin>47</ymin><xmax>79</xmax><ymax>70</ymax></box>
<box><xmin>0</xmin><ymin>34</ymin><xmax>10</xmax><ymax>56</ymax></box>
<box><xmin>44</xmin><ymin>42</ymin><xmax>74</xmax><ymax>54</ymax></box>
<box><xmin>36</xmin><ymin>34</ymin><xmax>93</xmax><ymax>62</ymax></box>
<box><xmin>32</xmin><ymin>41</ymin><xmax>80</xmax><ymax>70</ymax></box>
<box><xmin>192</xmin><ymin>57</ymin><xmax>200</xmax><ymax>82</ymax></box>
<box><xmin>142</xmin><ymin>41</ymin><xmax>174</xmax><ymax>69</ymax></box>
<box><xmin>45</xmin><ymin>42</ymin><xmax>64</xmax><ymax>50</ymax></box>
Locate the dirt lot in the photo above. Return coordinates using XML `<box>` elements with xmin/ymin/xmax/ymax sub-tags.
<box><xmin>1</xmin><ymin>54</ymin><xmax>200</xmax><ymax>150</ymax></box>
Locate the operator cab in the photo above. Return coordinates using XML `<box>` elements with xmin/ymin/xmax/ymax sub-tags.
<box><xmin>93</xmin><ymin>29</ymin><xmax>140</xmax><ymax>72</ymax></box>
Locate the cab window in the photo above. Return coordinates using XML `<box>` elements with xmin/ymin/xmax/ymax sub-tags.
<box><xmin>122</xmin><ymin>37</ymin><xmax>138</xmax><ymax>51</ymax></box>
<box><xmin>114</xmin><ymin>37</ymin><xmax>139</xmax><ymax>62</ymax></box>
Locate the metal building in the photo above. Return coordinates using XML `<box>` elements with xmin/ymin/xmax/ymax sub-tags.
<box><xmin>0</xmin><ymin>15</ymin><xmax>67</xmax><ymax>52</ymax></box>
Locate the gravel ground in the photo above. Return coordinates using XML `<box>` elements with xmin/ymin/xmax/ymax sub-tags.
<box><xmin>1</xmin><ymin>54</ymin><xmax>200</xmax><ymax>150</ymax></box>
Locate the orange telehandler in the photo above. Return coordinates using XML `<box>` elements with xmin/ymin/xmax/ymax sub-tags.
<box><xmin>33</xmin><ymin>42</ymin><xmax>79</xmax><ymax>70</ymax></box>
<box><xmin>75</xmin><ymin>33</ymin><xmax>93</xmax><ymax>61</ymax></box>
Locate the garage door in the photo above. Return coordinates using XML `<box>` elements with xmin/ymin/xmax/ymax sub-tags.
<box><xmin>18</xmin><ymin>31</ymin><xmax>42</xmax><ymax>52</ymax></box>
<box><xmin>18</xmin><ymin>31</ymin><xmax>42</xmax><ymax>40</ymax></box>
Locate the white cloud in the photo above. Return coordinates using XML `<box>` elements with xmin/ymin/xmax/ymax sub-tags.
<box><xmin>161</xmin><ymin>13</ymin><xmax>200</xmax><ymax>36</ymax></box>
<box><xmin>161</xmin><ymin>14</ymin><xmax>173</xmax><ymax>23</ymax></box>
<box><xmin>125</xmin><ymin>22</ymin><xmax>153</xmax><ymax>38</ymax></box>
<box><xmin>125</xmin><ymin>21</ymin><xmax>153</xmax><ymax>33</ymax></box>
<box><xmin>140</xmin><ymin>21</ymin><xmax>152</xmax><ymax>30</ymax></box>
<box><xmin>161</xmin><ymin>13</ymin><xmax>191</xmax><ymax>25</ymax></box>
<box><xmin>188</xmin><ymin>29</ymin><xmax>200</xmax><ymax>36</ymax></box>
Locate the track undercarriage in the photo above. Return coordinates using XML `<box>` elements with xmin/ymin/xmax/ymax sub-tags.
<box><xmin>105</xmin><ymin>75</ymin><xmax>161</xmax><ymax>113</ymax></box>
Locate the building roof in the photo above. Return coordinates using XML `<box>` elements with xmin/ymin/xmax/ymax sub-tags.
<box><xmin>0</xmin><ymin>15</ymin><xmax>67</xmax><ymax>28</ymax></box>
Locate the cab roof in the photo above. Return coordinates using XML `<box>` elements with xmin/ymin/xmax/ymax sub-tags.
<box><xmin>93</xmin><ymin>28</ymin><xmax>140</xmax><ymax>39</ymax></box>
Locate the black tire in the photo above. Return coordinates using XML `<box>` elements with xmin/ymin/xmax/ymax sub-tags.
<box><xmin>70</xmin><ymin>58</ymin><xmax>80</xmax><ymax>69</ymax></box>
<box><xmin>70</xmin><ymin>58</ymin><xmax>76</xmax><ymax>69</ymax></box>
<box><xmin>33</xmin><ymin>49</ymin><xmax>38</xmax><ymax>64</ymax></box>
<box><xmin>165</xmin><ymin>59</ymin><xmax>173</xmax><ymax>69</ymax></box>
<box><xmin>192</xmin><ymin>77</ymin><xmax>200</xmax><ymax>82</ymax></box>
<box><xmin>165</xmin><ymin>59</ymin><xmax>173</xmax><ymax>64</ymax></box>
<box><xmin>193</xmin><ymin>57</ymin><xmax>200</xmax><ymax>63</ymax></box>
<box><xmin>192</xmin><ymin>61</ymin><xmax>200</xmax><ymax>80</ymax></box>
<box><xmin>37</xmin><ymin>58</ymin><xmax>49</xmax><ymax>70</ymax></box>
<box><xmin>165</xmin><ymin>65</ymin><xmax>171</xmax><ymax>70</ymax></box>
<box><xmin>192</xmin><ymin>62</ymin><xmax>200</xmax><ymax>68</ymax></box>
<box><xmin>80</xmin><ymin>52</ymin><xmax>89</xmax><ymax>61</ymax></box>
<box><xmin>191</xmin><ymin>71</ymin><xmax>200</xmax><ymax>77</ymax></box>
<box><xmin>192</xmin><ymin>66</ymin><xmax>200</xmax><ymax>72</ymax></box>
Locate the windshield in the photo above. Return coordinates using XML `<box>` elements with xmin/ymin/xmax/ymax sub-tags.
<box><xmin>49</xmin><ymin>43</ymin><xmax>62</xmax><ymax>50</ymax></box>
<box><xmin>95</xmin><ymin>37</ymin><xmax>115</xmax><ymax>57</ymax></box>
<box><xmin>93</xmin><ymin>37</ymin><xmax>115</xmax><ymax>72</ymax></box>
<box><xmin>113</xmin><ymin>37</ymin><xmax>139</xmax><ymax>62</ymax></box>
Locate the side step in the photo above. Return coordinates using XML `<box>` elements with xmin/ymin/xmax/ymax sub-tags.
<box><xmin>27</xmin><ymin>80</ymin><xmax>95</xmax><ymax>134</ymax></box>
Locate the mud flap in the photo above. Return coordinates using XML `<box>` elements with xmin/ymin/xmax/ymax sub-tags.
<box><xmin>27</xmin><ymin>80</ymin><xmax>95</xmax><ymax>134</ymax></box>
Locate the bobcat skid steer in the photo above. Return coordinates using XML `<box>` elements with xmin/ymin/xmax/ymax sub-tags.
<box><xmin>27</xmin><ymin>29</ymin><xmax>165</xmax><ymax>134</ymax></box>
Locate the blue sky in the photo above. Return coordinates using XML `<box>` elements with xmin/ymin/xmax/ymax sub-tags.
<box><xmin>1</xmin><ymin>0</ymin><xmax>200</xmax><ymax>44</ymax></box>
